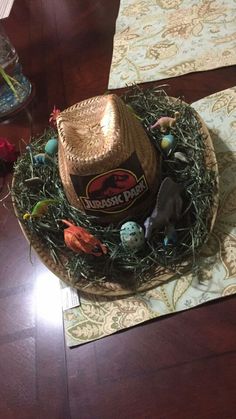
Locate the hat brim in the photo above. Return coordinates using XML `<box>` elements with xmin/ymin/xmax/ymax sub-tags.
<box><xmin>12</xmin><ymin>100</ymin><xmax>219</xmax><ymax>297</ymax></box>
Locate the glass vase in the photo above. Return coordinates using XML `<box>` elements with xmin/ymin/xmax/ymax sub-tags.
<box><xmin>0</xmin><ymin>23</ymin><xmax>32</xmax><ymax>118</ymax></box>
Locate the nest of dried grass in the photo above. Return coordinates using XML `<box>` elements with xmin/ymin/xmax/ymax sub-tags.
<box><xmin>12</xmin><ymin>87</ymin><xmax>218</xmax><ymax>290</ymax></box>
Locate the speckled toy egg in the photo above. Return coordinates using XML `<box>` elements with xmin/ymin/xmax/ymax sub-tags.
<box><xmin>120</xmin><ymin>221</ymin><xmax>145</xmax><ymax>252</ymax></box>
<box><xmin>44</xmin><ymin>138</ymin><xmax>58</xmax><ymax>156</ymax></box>
<box><xmin>160</xmin><ymin>133</ymin><xmax>175</xmax><ymax>154</ymax></box>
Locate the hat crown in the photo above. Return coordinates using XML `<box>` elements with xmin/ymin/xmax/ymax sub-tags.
<box><xmin>57</xmin><ymin>94</ymin><xmax>159</xmax><ymax>224</ymax></box>
<box><xmin>57</xmin><ymin>95</ymin><xmax>127</xmax><ymax>173</ymax></box>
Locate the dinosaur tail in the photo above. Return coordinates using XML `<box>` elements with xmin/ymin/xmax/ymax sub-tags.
<box><xmin>61</xmin><ymin>219</ymin><xmax>75</xmax><ymax>228</ymax></box>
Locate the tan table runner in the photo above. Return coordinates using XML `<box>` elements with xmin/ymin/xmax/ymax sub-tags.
<box><xmin>64</xmin><ymin>86</ymin><xmax>236</xmax><ymax>347</ymax></box>
<box><xmin>108</xmin><ymin>0</ymin><xmax>236</xmax><ymax>89</ymax></box>
<box><xmin>0</xmin><ymin>0</ymin><xmax>14</xmax><ymax>19</ymax></box>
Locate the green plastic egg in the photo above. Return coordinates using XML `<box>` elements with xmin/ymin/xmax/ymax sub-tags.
<box><xmin>45</xmin><ymin>138</ymin><xmax>58</xmax><ymax>156</ymax></box>
<box><xmin>160</xmin><ymin>134</ymin><xmax>175</xmax><ymax>153</ymax></box>
<box><xmin>120</xmin><ymin>221</ymin><xmax>145</xmax><ymax>252</ymax></box>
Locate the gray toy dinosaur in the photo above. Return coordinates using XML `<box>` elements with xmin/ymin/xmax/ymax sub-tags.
<box><xmin>144</xmin><ymin>177</ymin><xmax>183</xmax><ymax>240</ymax></box>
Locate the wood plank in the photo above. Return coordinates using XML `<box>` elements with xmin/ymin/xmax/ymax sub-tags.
<box><xmin>0</xmin><ymin>1</ymin><xmax>236</xmax><ymax>418</ymax></box>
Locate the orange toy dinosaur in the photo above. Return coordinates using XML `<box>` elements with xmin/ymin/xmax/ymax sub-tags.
<box><xmin>62</xmin><ymin>219</ymin><xmax>107</xmax><ymax>256</ymax></box>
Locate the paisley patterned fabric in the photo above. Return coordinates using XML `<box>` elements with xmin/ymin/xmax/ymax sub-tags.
<box><xmin>64</xmin><ymin>87</ymin><xmax>236</xmax><ymax>347</ymax></box>
<box><xmin>108</xmin><ymin>0</ymin><xmax>236</xmax><ymax>89</ymax></box>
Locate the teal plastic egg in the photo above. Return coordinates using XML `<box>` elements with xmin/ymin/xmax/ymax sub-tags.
<box><xmin>160</xmin><ymin>134</ymin><xmax>175</xmax><ymax>153</ymax></box>
<box><xmin>45</xmin><ymin>138</ymin><xmax>58</xmax><ymax>156</ymax></box>
<box><xmin>120</xmin><ymin>221</ymin><xmax>145</xmax><ymax>252</ymax></box>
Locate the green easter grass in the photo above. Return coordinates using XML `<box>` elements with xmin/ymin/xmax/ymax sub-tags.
<box><xmin>12</xmin><ymin>86</ymin><xmax>217</xmax><ymax>290</ymax></box>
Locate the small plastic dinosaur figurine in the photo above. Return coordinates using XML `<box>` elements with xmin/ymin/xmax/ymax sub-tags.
<box><xmin>49</xmin><ymin>106</ymin><xmax>61</xmax><ymax>127</ymax></box>
<box><xmin>33</xmin><ymin>153</ymin><xmax>54</xmax><ymax>165</ymax></box>
<box><xmin>144</xmin><ymin>177</ymin><xmax>183</xmax><ymax>240</ymax></box>
<box><xmin>150</xmin><ymin>111</ymin><xmax>180</xmax><ymax>133</ymax></box>
<box><xmin>23</xmin><ymin>199</ymin><xmax>57</xmax><ymax>220</ymax></box>
<box><xmin>62</xmin><ymin>219</ymin><xmax>108</xmax><ymax>256</ymax></box>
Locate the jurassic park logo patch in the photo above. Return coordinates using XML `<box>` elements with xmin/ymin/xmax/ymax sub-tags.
<box><xmin>70</xmin><ymin>153</ymin><xmax>149</xmax><ymax>215</ymax></box>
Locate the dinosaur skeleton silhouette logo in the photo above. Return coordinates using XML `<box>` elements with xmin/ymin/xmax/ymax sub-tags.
<box><xmin>70</xmin><ymin>153</ymin><xmax>149</xmax><ymax>215</ymax></box>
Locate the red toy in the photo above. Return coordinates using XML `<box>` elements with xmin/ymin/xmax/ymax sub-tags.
<box><xmin>62</xmin><ymin>219</ymin><xmax>107</xmax><ymax>256</ymax></box>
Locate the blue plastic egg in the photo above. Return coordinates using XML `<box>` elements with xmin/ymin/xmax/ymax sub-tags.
<box><xmin>120</xmin><ymin>221</ymin><xmax>145</xmax><ymax>252</ymax></box>
<box><xmin>163</xmin><ymin>224</ymin><xmax>177</xmax><ymax>247</ymax></box>
<box><xmin>164</xmin><ymin>231</ymin><xmax>177</xmax><ymax>247</ymax></box>
<box><xmin>160</xmin><ymin>134</ymin><xmax>175</xmax><ymax>154</ymax></box>
<box><xmin>44</xmin><ymin>138</ymin><xmax>58</xmax><ymax>156</ymax></box>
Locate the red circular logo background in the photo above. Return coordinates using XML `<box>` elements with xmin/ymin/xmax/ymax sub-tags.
<box><xmin>87</xmin><ymin>170</ymin><xmax>137</xmax><ymax>200</ymax></box>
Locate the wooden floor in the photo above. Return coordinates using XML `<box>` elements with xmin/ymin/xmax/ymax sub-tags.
<box><xmin>0</xmin><ymin>1</ymin><xmax>236</xmax><ymax>418</ymax></box>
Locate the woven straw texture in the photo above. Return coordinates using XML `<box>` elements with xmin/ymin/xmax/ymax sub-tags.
<box><xmin>11</xmin><ymin>191</ymin><xmax>174</xmax><ymax>296</ymax></box>
<box><xmin>12</xmin><ymin>98</ymin><xmax>219</xmax><ymax>297</ymax></box>
<box><xmin>57</xmin><ymin>94</ymin><xmax>159</xmax><ymax>224</ymax></box>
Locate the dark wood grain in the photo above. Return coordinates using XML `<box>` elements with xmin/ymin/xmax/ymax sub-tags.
<box><xmin>0</xmin><ymin>1</ymin><xmax>236</xmax><ymax>418</ymax></box>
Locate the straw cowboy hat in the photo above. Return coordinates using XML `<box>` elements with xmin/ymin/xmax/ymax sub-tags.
<box><xmin>12</xmin><ymin>92</ymin><xmax>219</xmax><ymax>296</ymax></box>
<box><xmin>56</xmin><ymin>94</ymin><xmax>160</xmax><ymax>225</ymax></box>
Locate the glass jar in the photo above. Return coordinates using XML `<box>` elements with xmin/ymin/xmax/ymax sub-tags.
<box><xmin>0</xmin><ymin>23</ymin><xmax>32</xmax><ymax>117</ymax></box>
